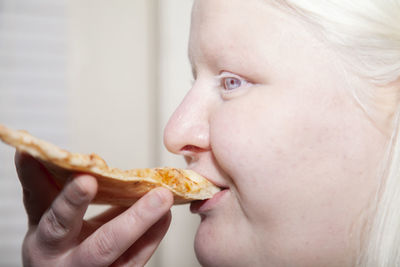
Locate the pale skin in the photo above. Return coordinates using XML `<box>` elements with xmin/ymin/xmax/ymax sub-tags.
<box><xmin>18</xmin><ymin>0</ymin><xmax>392</xmax><ymax>267</ymax></box>
<box><xmin>16</xmin><ymin>152</ymin><xmax>173</xmax><ymax>267</ymax></box>
<box><xmin>163</xmin><ymin>0</ymin><xmax>390</xmax><ymax>266</ymax></box>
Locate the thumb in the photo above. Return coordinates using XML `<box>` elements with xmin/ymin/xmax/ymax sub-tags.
<box><xmin>15</xmin><ymin>151</ymin><xmax>59</xmax><ymax>225</ymax></box>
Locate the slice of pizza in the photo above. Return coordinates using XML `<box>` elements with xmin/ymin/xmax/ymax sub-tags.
<box><xmin>0</xmin><ymin>124</ymin><xmax>220</xmax><ymax>205</ymax></box>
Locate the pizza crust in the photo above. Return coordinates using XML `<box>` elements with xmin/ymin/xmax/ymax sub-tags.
<box><xmin>0</xmin><ymin>124</ymin><xmax>220</xmax><ymax>205</ymax></box>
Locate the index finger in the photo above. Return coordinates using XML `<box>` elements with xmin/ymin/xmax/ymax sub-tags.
<box><xmin>70</xmin><ymin>187</ymin><xmax>173</xmax><ymax>267</ymax></box>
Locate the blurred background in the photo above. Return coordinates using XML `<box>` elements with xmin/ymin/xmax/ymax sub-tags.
<box><xmin>0</xmin><ymin>0</ymin><xmax>200</xmax><ymax>266</ymax></box>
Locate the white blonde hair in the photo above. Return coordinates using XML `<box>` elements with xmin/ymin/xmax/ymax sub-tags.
<box><xmin>270</xmin><ymin>0</ymin><xmax>400</xmax><ymax>266</ymax></box>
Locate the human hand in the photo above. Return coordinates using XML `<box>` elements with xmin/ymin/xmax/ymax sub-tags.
<box><xmin>15</xmin><ymin>152</ymin><xmax>173</xmax><ymax>267</ymax></box>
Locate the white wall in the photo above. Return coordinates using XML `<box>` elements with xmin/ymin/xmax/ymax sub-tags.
<box><xmin>0</xmin><ymin>0</ymin><xmax>198</xmax><ymax>266</ymax></box>
<box><xmin>69</xmin><ymin>1</ymin><xmax>198</xmax><ymax>266</ymax></box>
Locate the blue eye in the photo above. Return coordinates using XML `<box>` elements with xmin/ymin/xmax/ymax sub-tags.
<box><xmin>222</xmin><ymin>77</ymin><xmax>242</xmax><ymax>90</ymax></box>
<box><xmin>217</xmin><ymin>72</ymin><xmax>253</xmax><ymax>97</ymax></box>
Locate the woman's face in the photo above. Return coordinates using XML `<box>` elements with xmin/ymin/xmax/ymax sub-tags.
<box><xmin>164</xmin><ymin>0</ymin><xmax>388</xmax><ymax>266</ymax></box>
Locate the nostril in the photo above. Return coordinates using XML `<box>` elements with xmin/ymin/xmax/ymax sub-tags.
<box><xmin>182</xmin><ymin>145</ymin><xmax>204</xmax><ymax>153</ymax></box>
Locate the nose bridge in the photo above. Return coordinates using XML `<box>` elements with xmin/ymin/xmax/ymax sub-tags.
<box><xmin>164</xmin><ymin>86</ymin><xmax>211</xmax><ymax>154</ymax></box>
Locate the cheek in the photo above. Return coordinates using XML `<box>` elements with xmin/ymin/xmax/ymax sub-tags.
<box><xmin>209</xmin><ymin>89</ymin><xmax>384</xmax><ymax>264</ymax></box>
<box><xmin>210</xmin><ymin>88</ymin><xmax>375</xmax><ymax>197</ymax></box>
<box><xmin>209</xmin><ymin>96</ymin><xmax>297</xmax><ymax>225</ymax></box>
<box><xmin>209</xmin><ymin>95</ymin><xmax>300</xmax><ymax>212</ymax></box>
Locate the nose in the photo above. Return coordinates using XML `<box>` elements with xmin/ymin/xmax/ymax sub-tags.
<box><xmin>164</xmin><ymin>86</ymin><xmax>212</xmax><ymax>161</ymax></box>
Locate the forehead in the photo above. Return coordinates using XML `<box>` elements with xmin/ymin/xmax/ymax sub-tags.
<box><xmin>189</xmin><ymin>0</ymin><xmax>314</xmax><ymax>77</ymax></box>
<box><xmin>189</xmin><ymin>0</ymin><xmax>272</xmax><ymax>55</ymax></box>
<box><xmin>189</xmin><ymin>0</ymin><xmax>263</xmax><ymax>72</ymax></box>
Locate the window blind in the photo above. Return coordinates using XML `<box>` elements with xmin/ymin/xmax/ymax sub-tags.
<box><xmin>0</xmin><ymin>0</ymin><xmax>68</xmax><ymax>266</ymax></box>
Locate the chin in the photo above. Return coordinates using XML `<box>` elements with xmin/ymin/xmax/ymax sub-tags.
<box><xmin>193</xmin><ymin>217</ymin><xmax>236</xmax><ymax>267</ymax></box>
<box><xmin>194</xmin><ymin>238</ymin><xmax>226</xmax><ymax>267</ymax></box>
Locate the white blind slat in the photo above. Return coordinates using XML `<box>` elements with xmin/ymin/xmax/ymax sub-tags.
<box><xmin>0</xmin><ymin>0</ymin><xmax>68</xmax><ymax>266</ymax></box>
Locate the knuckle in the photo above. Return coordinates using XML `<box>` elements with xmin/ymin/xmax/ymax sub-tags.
<box><xmin>125</xmin><ymin>207</ymin><xmax>145</xmax><ymax>226</ymax></box>
<box><xmin>61</xmin><ymin>190</ymin><xmax>82</xmax><ymax>211</ymax></box>
<box><xmin>63</xmin><ymin>179</ymin><xmax>90</xmax><ymax>208</ymax></box>
<box><xmin>38</xmin><ymin>207</ymin><xmax>69</xmax><ymax>246</ymax></box>
<box><xmin>90</xmin><ymin>227</ymin><xmax>120</xmax><ymax>263</ymax></box>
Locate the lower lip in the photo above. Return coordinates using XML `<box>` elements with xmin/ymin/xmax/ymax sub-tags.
<box><xmin>190</xmin><ymin>189</ymin><xmax>229</xmax><ymax>214</ymax></box>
